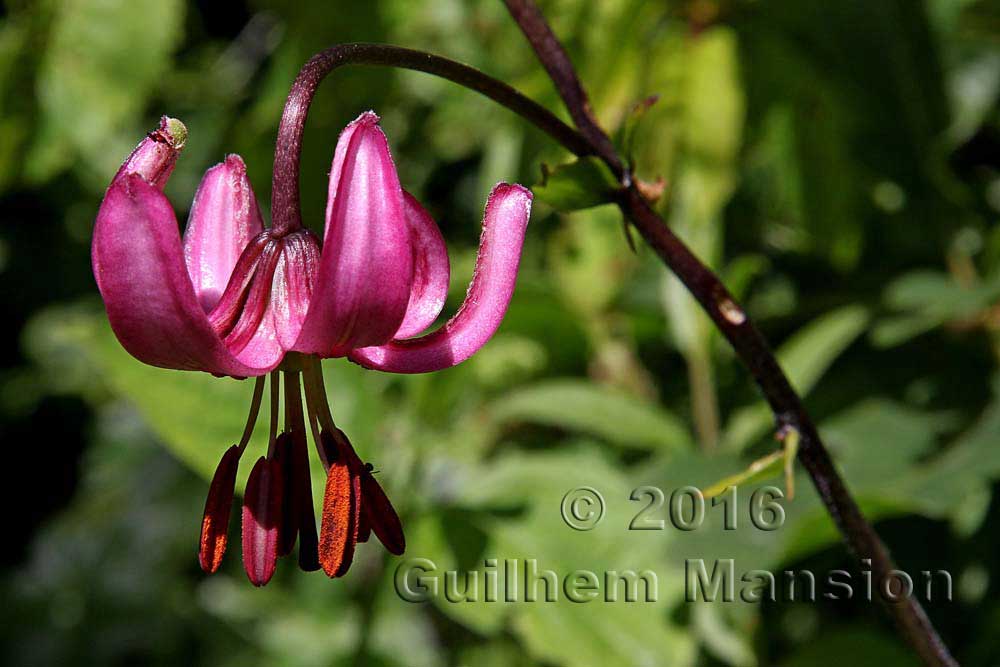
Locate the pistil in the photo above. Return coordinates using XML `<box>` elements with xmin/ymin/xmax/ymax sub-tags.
<box><xmin>282</xmin><ymin>366</ymin><xmax>320</xmax><ymax>571</ymax></box>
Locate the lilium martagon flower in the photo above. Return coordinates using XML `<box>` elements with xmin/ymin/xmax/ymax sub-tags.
<box><xmin>92</xmin><ymin>113</ymin><xmax>532</xmax><ymax>585</ymax></box>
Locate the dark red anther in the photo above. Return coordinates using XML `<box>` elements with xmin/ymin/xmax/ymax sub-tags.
<box><xmin>318</xmin><ymin>431</ymin><xmax>361</xmax><ymax>577</ymax></box>
<box><xmin>241</xmin><ymin>456</ymin><xmax>285</xmax><ymax>586</ymax></box>
<box><xmin>357</xmin><ymin>500</ymin><xmax>372</xmax><ymax>544</ymax></box>
<box><xmin>361</xmin><ymin>471</ymin><xmax>405</xmax><ymax>556</ymax></box>
<box><xmin>317</xmin><ymin>426</ymin><xmax>350</xmax><ymax>463</ymax></box>
<box><xmin>199</xmin><ymin>444</ymin><xmax>243</xmax><ymax>573</ymax></box>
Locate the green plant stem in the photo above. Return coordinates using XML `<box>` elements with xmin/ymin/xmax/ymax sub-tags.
<box><xmin>502</xmin><ymin>1</ymin><xmax>957</xmax><ymax>665</ymax></box>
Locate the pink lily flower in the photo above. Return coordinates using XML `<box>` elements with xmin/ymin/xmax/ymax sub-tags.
<box><xmin>92</xmin><ymin>112</ymin><xmax>532</xmax><ymax>585</ymax></box>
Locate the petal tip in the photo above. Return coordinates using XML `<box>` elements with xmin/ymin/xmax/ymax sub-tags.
<box><xmin>488</xmin><ymin>182</ymin><xmax>533</xmax><ymax>229</ymax></box>
<box><xmin>351</xmin><ymin>110</ymin><xmax>381</xmax><ymax>126</ymax></box>
<box><xmin>491</xmin><ymin>181</ymin><xmax>534</xmax><ymax>202</ymax></box>
<box><xmin>223</xmin><ymin>153</ymin><xmax>248</xmax><ymax>172</ymax></box>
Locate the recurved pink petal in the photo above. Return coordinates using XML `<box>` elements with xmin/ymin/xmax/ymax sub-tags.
<box><xmin>293</xmin><ymin>112</ymin><xmax>413</xmax><ymax>357</ymax></box>
<box><xmin>393</xmin><ymin>192</ymin><xmax>450</xmax><ymax>339</ymax></box>
<box><xmin>349</xmin><ymin>183</ymin><xmax>532</xmax><ymax>373</ymax></box>
<box><xmin>92</xmin><ymin>174</ymin><xmax>276</xmax><ymax>376</ymax></box>
<box><xmin>183</xmin><ymin>155</ymin><xmax>265</xmax><ymax>312</ymax></box>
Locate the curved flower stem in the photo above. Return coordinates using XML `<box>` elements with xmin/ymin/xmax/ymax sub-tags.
<box><xmin>501</xmin><ymin>1</ymin><xmax>957</xmax><ymax>665</ymax></box>
<box><xmin>270</xmin><ymin>30</ymin><xmax>957</xmax><ymax>666</ymax></box>
<box><xmin>270</xmin><ymin>43</ymin><xmax>591</xmax><ymax>236</ymax></box>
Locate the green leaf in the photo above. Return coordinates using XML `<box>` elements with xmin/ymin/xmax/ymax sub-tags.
<box><xmin>683</xmin><ymin>28</ymin><xmax>745</xmax><ymax>167</ymax></box>
<box><xmin>893</xmin><ymin>379</ymin><xmax>1000</xmax><ymax>522</ymax></box>
<box><xmin>549</xmin><ymin>206</ymin><xmax>638</xmax><ymax>316</ymax></box>
<box><xmin>871</xmin><ymin>269</ymin><xmax>1000</xmax><ymax>347</ymax></box>
<box><xmin>776</xmin><ymin>305</ymin><xmax>871</xmax><ymax>392</ymax></box>
<box><xmin>534</xmin><ymin>157</ymin><xmax>620</xmax><ymax>212</ymax></box>
<box><xmin>701</xmin><ymin>449</ymin><xmax>784</xmax><ymax>499</ymax></box>
<box><xmin>692</xmin><ymin>603</ymin><xmax>757</xmax><ymax>667</ymax></box>
<box><xmin>781</xmin><ymin>627</ymin><xmax>920</xmax><ymax>667</ymax></box>
<box><xmin>489</xmin><ymin>379</ymin><xmax>693</xmax><ymax>452</ymax></box>
<box><xmin>822</xmin><ymin>398</ymin><xmax>959</xmax><ymax>483</ymax></box>
<box><xmin>613</xmin><ymin>94</ymin><xmax>659</xmax><ymax>163</ymax></box>
<box><xmin>703</xmin><ymin>427</ymin><xmax>798</xmax><ymax>499</ymax></box>
<box><xmin>437</xmin><ymin>445</ymin><xmax>696</xmax><ymax>667</ymax></box>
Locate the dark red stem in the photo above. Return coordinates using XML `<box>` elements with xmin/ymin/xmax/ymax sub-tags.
<box><xmin>270</xmin><ymin>43</ymin><xmax>590</xmax><ymax>236</ymax></box>
<box><xmin>268</xmin><ymin>28</ymin><xmax>957</xmax><ymax>666</ymax></box>
<box><xmin>502</xmin><ymin>1</ymin><xmax>957</xmax><ymax>665</ymax></box>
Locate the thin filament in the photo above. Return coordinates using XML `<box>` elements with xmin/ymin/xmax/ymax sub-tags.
<box><xmin>268</xmin><ymin>370</ymin><xmax>280</xmax><ymax>452</ymax></box>
<box><xmin>301</xmin><ymin>359</ymin><xmax>334</xmax><ymax>470</ymax></box>
<box><xmin>237</xmin><ymin>376</ymin><xmax>266</xmax><ymax>450</ymax></box>
<box><xmin>305</xmin><ymin>359</ymin><xmax>336</xmax><ymax>433</ymax></box>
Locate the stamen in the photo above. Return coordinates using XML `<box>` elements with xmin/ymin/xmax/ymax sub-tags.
<box><xmin>241</xmin><ymin>456</ymin><xmax>284</xmax><ymax>586</ymax></box>
<box><xmin>306</xmin><ymin>407</ymin><xmax>323</xmax><ymax>463</ymax></box>
<box><xmin>317</xmin><ymin>425</ymin><xmax>346</xmax><ymax>464</ymax></box>
<box><xmin>199</xmin><ymin>444</ymin><xmax>243</xmax><ymax>573</ymax></box>
<box><xmin>361</xmin><ymin>470</ymin><xmax>405</xmax><ymax>556</ymax></box>
<box><xmin>198</xmin><ymin>376</ymin><xmax>265</xmax><ymax>574</ymax></box>
<box><xmin>318</xmin><ymin>431</ymin><xmax>361</xmax><ymax>578</ymax></box>
<box><xmin>267</xmin><ymin>370</ymin><xmax>280</xmax><ymax>451</ymax></box>
<box><xmin>304</xmin><ymin>360</ymin><xmax>405</xmax><ymax>568</ymax></box>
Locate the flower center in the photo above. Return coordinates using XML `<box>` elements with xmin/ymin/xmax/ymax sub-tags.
<box><xmin>207</xmin><ymin>229</ymin><xmax>321</xmax><ymax>356</ymax></box>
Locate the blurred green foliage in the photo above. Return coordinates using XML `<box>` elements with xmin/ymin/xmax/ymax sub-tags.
<box><xmin>2</xmin><ymin>0</ymin><xmax>1000</xmax><ymax>665</ymax></box>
